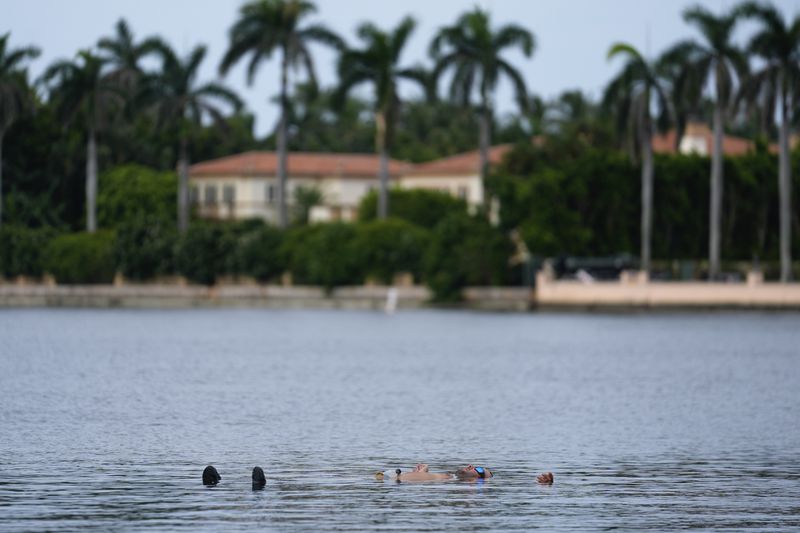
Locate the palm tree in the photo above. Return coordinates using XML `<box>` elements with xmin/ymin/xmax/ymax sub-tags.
<box><xmin>144</xmin><ymin>40</ymin><xmax>242</xmax><ymax>233</ymax></box>
<box><xmin>0</xmin><ymin>33</ymin><xmax>40</xmax><ymax>228</ymax></box>
<box><xmin>604</xmin><ymin>43</ymin><xmax>670</xmax><ymax>275</ymax></box>
<box><xmin>97</xmin><ymin>19</ymin><xmax>156</xmax><ymax>90</ymax></box>
<box><xmin>657</xmin><ymin>45</ymin><xmax>706</xmax><ymax>152</ymax></box>
<box><xmin>219</xmin><ymin>0</ymin><xmax>342</xmax><ymax>228</ymax></box>
<box><xmin>665</xmin><ymin>5</ymin><xmax>748</xmax><ymax>279</ymax></box>
<box><xmin>430</xmin><ymin>8</ymin><xmax>534</xmax><ymax>179</ymax></box>
<box><xmin>335</xmin><ymin>16</ymin><xmax>428</xmax><ymax>219</ymax></box>
<box><xmin>738</xmin><ymin>2</ymin><xmax>799</xmax><ymax>282</ymax></box>
<box><xmin>43</xmin><ymin>50</ymin><xmax>122</xmax><ymax>233</ymax></box>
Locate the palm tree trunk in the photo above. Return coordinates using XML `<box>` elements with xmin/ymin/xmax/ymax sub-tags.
<box><xmin>276</xmin><ymin>50</ymin><xmax>289</xmax><ymax>228</ymax></box>
<box><xmin>640</xmin><ymin>113</ymin><xmax>653</xmax><ymax>274</ymax></box>
<box><xmin>478</xmin><ymin>105</ymin><xmax>490</xmax><ymax>179</ymax></box>
<box><xmin>86</xmin><ymin>128</ymin><xmax>98</xmax><ymax>233</ymax></box>
<box><xmin>778</xmin><ymin>81</ymin><xmax>792</xmax><ymax>282</ymax></box>
<box><xmin>178</xmin><ymin>136</ymin><xmax>189</xmax><ymax>233</ymax></box>
<box><xmin>375</xmin><ymin>110</ymin><xmax>389</xmax><ymax>219</ymax></box>
<box><xmin>0</xmin><ymin>129</ymin><xmax>4</xmax><ymax>228</ymax></box>
<box><xmin>709</xmin><ymin>88</ymin><xmax>724</xmax><ymax>280</ymax></box>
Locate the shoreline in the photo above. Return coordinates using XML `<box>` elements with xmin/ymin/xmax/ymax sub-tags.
<box><xmin>1</xmin><ymin>280</ymin><xmax>800</xmax><ymax>311</ymax></box>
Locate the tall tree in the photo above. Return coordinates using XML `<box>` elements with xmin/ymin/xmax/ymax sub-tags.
<box><xmin>219</xmin><ymin>0</ymin><xmax>342</xmax><ymax>228</ymax></box>
<box><xmin>430</xmin><ymin>8</ymin><xmax>534</xmax><ymax>179</ymax></box>
<box><xmin>604</xmin><ymin>43</ymin><xmax>670</xmax><ymax>274</ymax></box>
<box><xmin>666</xmin><ymin>5</ymin><xmax>748</xmax><ymax>279</ymax></box>
<box><xmin>97</xmin><ymin>18</ymin><xmax>156</xmax><ymax>90</ymax></box>
<box><xmin>0</xmin><ymin>33</ymin><xmax>40</xmax><ymax>228</ymax></box>
<box><xmin>43</xmin><ymin>50</ymin><xmax>122</xmax><ymax>233</ymax></box>
<box><xmin>738</xmin><ymin>2</ymin><xmax>800</xmax><ymax>282</ymax></box>
<box><xmin>335</xmin><ymin>16</ymin><xmax>428</xmax><ymax>219</ymax></box>
<box><xmin>144</xmin><ymin>40</ymin><xmax>242</xmax><ymax>233</ymax></box>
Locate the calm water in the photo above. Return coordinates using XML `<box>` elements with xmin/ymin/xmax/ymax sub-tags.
<box><xmin>0</xmin><ymin>309</ymin><xmax>798</xmax><ymax>531</ymax></box>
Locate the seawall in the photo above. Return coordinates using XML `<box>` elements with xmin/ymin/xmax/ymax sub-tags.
<box><xmin>1</xmin><ymin>279</ymin><xmax>799</xmax><ymax>311</ymax></box>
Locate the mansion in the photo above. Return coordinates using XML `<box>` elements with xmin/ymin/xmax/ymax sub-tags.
<box><xmin>188</xmin><ymin>145</ymin><xmax>511</xmax><ymax>224</ymax></box>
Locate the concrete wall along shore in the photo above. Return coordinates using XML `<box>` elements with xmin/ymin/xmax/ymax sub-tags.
<box><xmin>1</xmin><ymin>275</ymin><xmax>800</xmax><ymax>310</ymax></box>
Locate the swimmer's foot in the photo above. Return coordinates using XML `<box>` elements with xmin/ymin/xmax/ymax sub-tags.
<box><xmin>202</xmin><ymin>465</ymin><xmax>221</xmax><ymax>486</ymax></box>
<box><xmin>252</xmin><ymin>466</ymin><xmax>266</xmax><ymax>489</ymax></box>
<box><xmin>536</xmin><ymin>472</ymin><xmax>554</xmax><ymax>484</ymax></box>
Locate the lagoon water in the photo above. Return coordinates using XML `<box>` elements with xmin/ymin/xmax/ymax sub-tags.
<box><xmin>0</xmin><ymin>309</ymin><xmax>798</xmax><ymax>531</ymax></box>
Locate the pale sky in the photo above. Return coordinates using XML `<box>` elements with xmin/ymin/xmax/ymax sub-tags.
<box><xmin>6</xmin><ymin>0</ymin><xmax>800</xmax><ymax>136</ymax></box>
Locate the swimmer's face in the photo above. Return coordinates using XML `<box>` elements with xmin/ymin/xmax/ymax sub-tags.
<box><xmin>457</xmin><ymin>465</ymin><xmax>492</xmax><ymax>479</ymax></box>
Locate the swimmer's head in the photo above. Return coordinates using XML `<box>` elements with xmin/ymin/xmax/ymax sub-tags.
<box><xmin>414</xmin><ymin>464</ymin><xmax>429</xmax><ymax>472</ymax></box>
<box><xmin>456</xmin><ymin>465</ymin><xmax>492</xmax><ymax>479</ymax></box>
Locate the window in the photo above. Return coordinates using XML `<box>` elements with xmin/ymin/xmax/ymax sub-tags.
<box><xmin>457</xmin><ymin>186</ymin><xmax>468</xmax><ymax>200</ymax></box>
<box><xmin>223</xmin><ymin>185</ymin><xmax>235</xmax><ymax>204</ymax></box>
<box><xmin>190</xmin><ymin>186</ymin><xmax>199</xmax><ymax>205</ymax></box>
<box><xmin>266</xmin><ymin>183</ymin><xmax>276</xmax><ymax>204</ymax></box>
<box><xmin>204</xmin><ymin>185</ymin><xmax>217</xmax><ymax>206</ymax></box>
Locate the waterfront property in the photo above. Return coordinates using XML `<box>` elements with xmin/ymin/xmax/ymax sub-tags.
<box><xmin>187</xmin><ymin>151</ymin><xmax>411</xmax><ymax>223</ymax></box>
<box><xmin>187</xmin><ymin>146</ymin><xmax>511</xmax><ymax>223</ymax></box>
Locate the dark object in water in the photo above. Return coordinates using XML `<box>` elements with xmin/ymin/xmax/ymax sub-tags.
<box><xmin>203</xmin><ymin>465</ymin><xmax>221</xmax><ymax>486</ymax></box>
<box><xmin>252</xmin><ymin>466</ymin><xmax>266</xmax><ymax>489</ymax></box>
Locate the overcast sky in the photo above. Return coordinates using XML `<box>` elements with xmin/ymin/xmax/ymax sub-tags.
<box><xmin>6</xmin><ymin>0</ymin><xmax>800</xmax><ymax>136</ymax></box>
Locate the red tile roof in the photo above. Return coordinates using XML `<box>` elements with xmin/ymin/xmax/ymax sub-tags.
<box><xmin>189</xmin><ymin>151</ymin><xmax>412</xmax><ymax>178</ymax></box>
<box><xmin>652</xmin><ymin>124</ymin><xmax>777</xmax><ymax>156</ymax></box>
<box><xmin>403</xmin><ymin>144</ymin><xmax>513</xmax><ymax>176</ymax></box>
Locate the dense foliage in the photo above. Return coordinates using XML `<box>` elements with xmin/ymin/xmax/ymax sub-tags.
<box><xmin>2</xmin><ymin>1</ymin><xmax>799</xmax><ymax>291</ymax></box>
<box><xmin>357</xmin><ymin>189</ymin><xmax>469</xmax><ymax>228</ymax></box>
<box><xmin>489</xmin><ymin>142</ymin><xmax>797</xmax><ymax>264</ymax></box>
<box><xmin>43</xmin><ymin>231</ymin><xmax>116</xmax><ymax>284</ymax></box>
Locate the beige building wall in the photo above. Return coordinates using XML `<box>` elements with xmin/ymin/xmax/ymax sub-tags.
<box><xmin>398</xmin><ymin>174</ymin><xmax>484</xmax><ymax>208</ymax></box>
<box><xmin>190</xmin><ymin>174</ymin><xmax>381</xmax><ymax>223</ymax></box>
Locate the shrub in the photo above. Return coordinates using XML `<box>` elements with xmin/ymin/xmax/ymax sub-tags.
<box><xmin>353</xmin><ymin>218</ymin><xmax>430</xmax><ymax>283</ymax></box>
<box><xmin>175</xmin><ymin>222</ymin><xmax>236</xmax><ymax>286</ymax></box>
<box><xmin>0</xmin><ymin>225</ymin><xmax>58</xmax><ymax>279</ymax></box>
<box><xmin>281</xmin><ymin>223</ymin><xmax>361</xmax><ymax>290</ymax></box>
<box><xmin>424</xmin><ymin>214</ymin><xmax>512</xmax><ymax>301</ymax></box>
<box><xmin>97</xmin><ymin>164</ymin><xmax>176</xmax><ymax>229</ymax></box>
<box><xmin>235</xmin><ymin>224</ymin><xmax>285</xmax><ymax>282</ymax></box>
<box><xmin>357</xmin><ymin>188</ymin><xmax>469</xmax><ymax>228</ymax></box>
<box><xmin>43</xmin><ymin>231</ymin><xmax>116</xmax><ymax>284</ymax></box>
<box><xmin>114</xmin><ymin>215</ymin><xmax>178</xmax><ymax>281</ymax></box>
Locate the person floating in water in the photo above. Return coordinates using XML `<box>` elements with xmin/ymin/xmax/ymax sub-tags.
<box><xmin>376</xmin><ymin>464</ymin><xmax>553</xmax><ymax>484</ymax></box>
<box><xmin>375</xmin><ymin>463</ymin><xmax>492</xmax><ymax>482</ymax></box>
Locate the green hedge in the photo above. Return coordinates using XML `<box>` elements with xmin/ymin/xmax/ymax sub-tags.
<box><xmin>490</xmin><ymin>144</ymin><xmax>799</xmax><ymax>262</ymax></box>
<box><xmin>114</xmin><ymin>215</ymin><xmax>177</xmax><ymax>281</ymax></box>
<box><xmin>0</xmin><ymin>225</ymin><xmax>58</xmax><ymax>279</ymax></box>
<box><xmin>357</xmin><ymin>188</ymin><xmax>469</xmax><ymax>228</ymax></box>
<box><xmin>235</xmin><ymin>224</ymin><xmax>285</xmax><ymax>282</ymax></box>
<box><xmin>175</xmin><ymin>222</ymin><xmax>237</xmax><ymax>286</ymax></box>
<box><xmin>424</xmin><ymin>214</ymin><xmax>512</xmax><ymax>302</ymax></box>
<box><xmin>353</xmin><ymin>218</ymin><xmax>430</xmax><ymax>284</ymax></box>
<box><xmin>281</xmin><ymin>223</ymin><xmax>362</xmax><ymax>290</ymax></box>
<box><xmin>43</xmin><ymin>231</ymin><xmax>116</xmax><ymax>284</ymax></box>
